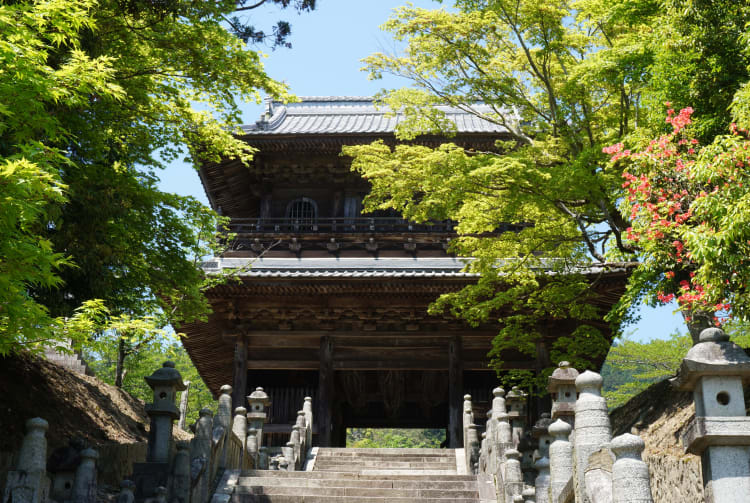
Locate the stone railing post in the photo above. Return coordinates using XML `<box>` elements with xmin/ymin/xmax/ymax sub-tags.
<box><xmin>467</xmin><ymin>423</ymin><xmax>481</xmax><ymax>474</ymax></box>
<box><xmin>672</xmin><ymin>327</ymin><xmax>750</xmax><ymax>502</ymax></box>
<box><xmin>217</xmin><ymin>385</ymin><xmax>233</xmax><ymax>469</ymax></box>
<box><xmin>574</xmin><ymin>371</ymin><xmax>611</xmax><ymax>503</ymax></box>
<box><xmin>71</xmin><ymin>448</ymin><xmax>98</xmax><ymax>503</ymax></box>
<box><xmin>463</xmin><ymin>393</ymin><xmax>473</xmax><ymax>470</ymax></box>
<box><xmin>191</xmin><ymin>407</ymin><xmax>213</xmax><ymax>503</ymax></box>
<box><xmin>504</xmin><ymin>448</ymin><xmax>524</xmax><ymax>502</ymax></box>
<box><xmin>2</xmin><ymin>417</ymin><xmax>50</xmax><ymax>503</ymax></box>
<box><xmin>246</xmin><ymin>387</ymin><xmax>271</xmax><ymax>450</ymax></box>
<box><xmin>548</xmin><ymin>362</ymin><xmax>579</xmax><ymax>427</ymax></box>
<box><xmin>291</xmin><ymin>425</ymin><xmax>302</xmax><ymax>470</ymax></box>
<box><xmin>233</xmin><ymin>407</ymin><xmax>248</xmax><ymax>468</ymax></box>
<box><xmin>522</xmin><ymin>487</ymin><xmax>536</xmax><ymax>503</ymax></box>
<box><xmin>534</xmin><ymin>455</ymin><xmax>551</xmax><ymax>503</ymax></box>
<box><xmin>295</xmin><ymin>409</ymin><xmax>308</xmax><ymax>464</ymax></box>
<box><xmin>610</xmin><ymin>433</ymin><xmax>653</xmax><ymax>503</ymax></box>
<box><xmin>171</xmin><ymin>441</ymin><xmax>190</xmax><ymax>503</ymax></box>
<box><xmin>282</xmin><ymin>441</ymin><xmax>296</xmax><ymax>469</ymax></box>
<box><xmin>485</xmin><ymin>410</ymin><xmax>495</xmax><ymax>475</ymax></box>
<box><xmin>479</xmin><ymin>431</ymin><xmax>488</xmax><ymax>475</ymax></box>
<box><xmin>303</xmin><ymin>396</ymin><xmax>314</xmax><ymax>448</ymax></box>
<box><xmin>495</xmin><ymin>411</ymin><xmax>514</xmax><ymax>484</ymax></box>
<box><xmin>549</xmin><ymin>419</ymin><xmax>573</xmax><ymax>502</ymax></box>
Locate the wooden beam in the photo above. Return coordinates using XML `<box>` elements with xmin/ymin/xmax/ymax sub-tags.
<box><xmin>448</xmin><ymin>336</ymin><xmax>463</xmax><ymax>448</ymax></box>
<box><xmin>243</xmin><ymin>359</ymin><xmax>531</xmax><ymax>371</ymax></box>
<box><xmin>231</xmin><ymin>337</ymin><xmax>248</xmax><ymax>411</ymax></box>
<box><xmin>318</xmin><ymin>336</ymin><xmax>334</xmax><ymax>447</ymax></box>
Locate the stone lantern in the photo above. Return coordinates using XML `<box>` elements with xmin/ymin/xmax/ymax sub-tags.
<box><xmin>506</xmin><ymin>386</ymin><xmax>527</xmax><ymax>447</ymax></box>
<box><xmin>133</xmin><ymin>361</ymin><xmax>185</xmax><ymax>501</ymax></box>
<box><xmin>673</xmin><ymin>327</ymin><xmax>750</xmax><ymax>502</ymax></box>
<box><xmin>144</xmin><ymin>361</ymin><xmax>186</xmax><ymax>463</ymax></box>
<box><xmin>548</xmin><ymin>361</ymin><xmax>578</xmax><ymax>426</ymax></box>
<box><xmin>246</xmin><ymin>387</ymin><xmax>271</xmax><ymax>449</ymax></box>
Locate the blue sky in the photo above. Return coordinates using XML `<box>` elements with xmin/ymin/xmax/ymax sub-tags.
<box><xmin>157</xmin><ymin>0</ymin><xmax>685</xmax><ymax>343</ymax></box>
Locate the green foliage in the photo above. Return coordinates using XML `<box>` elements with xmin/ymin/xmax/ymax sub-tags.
<box><xmin>0</xmin><ymin>0</ymin><xmax>300</xmax><ymax>356</ymax></box>
<box><xmin>346</xmin><ymin>0</ymin><xmax>654</xmax><ymax>376</ymax></box>
<box><xmin>346</xmin><ymin>428</ymin><xmax>445</xmax><ymax>448</ymax></box>
<box><xmin>85</xmin><ymin>334</ymin><xmax>214</xmax><ymax>426</ymax></box>
<box><xmin>344</xmin><ymin>0</ymin><xmax>750</xmax><ymax>379</ymax></box>
<box><xmin>602</xmin><ymin>322</ymin><xmax>750</xmax><ymax>408</ymax></box>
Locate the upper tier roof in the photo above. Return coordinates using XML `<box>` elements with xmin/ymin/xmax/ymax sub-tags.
<box><xmin>241</xmin><ymin>96</ymin><xmax>509</xmax><ymax>135</ymax></box>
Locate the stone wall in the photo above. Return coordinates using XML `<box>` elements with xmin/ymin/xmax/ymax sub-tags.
<box><xmin>97</xmin><ymin>442</ymin><xmax>147</xmax><ymax>488</ymax></box>
<box><xmin>609</xmin><ymin>379</ymin><xmax>703</xmax><ymax>503</ymax></box>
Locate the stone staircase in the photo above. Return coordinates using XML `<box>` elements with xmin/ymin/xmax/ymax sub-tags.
<box><xmin>229</xmin><ymin>448</ymin><xmax>493</xmax><ymax>502</ymax></box>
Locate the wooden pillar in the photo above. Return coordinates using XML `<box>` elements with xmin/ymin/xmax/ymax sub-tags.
<box><xmin>448</xmin><ymin>336</ymin><xmax>463</xmax><ymax>448</ymax></box>
<box><xmin>535</xmin><ymin>339</ymin><xmax>552</xmax><ymax>417</ymax></box>
<box><xmin>232</xmin><ymin>337</ymin><xmax>248</xmax><ymax>412</ymax></box>
<box><xmin>318</xmin><ymin>336</ymin><xmax>334</xmax><ymax>447</ymax></box>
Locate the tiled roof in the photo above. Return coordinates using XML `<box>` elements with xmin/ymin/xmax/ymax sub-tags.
<box><xmin>241</xmin><ymin>97</ymin><xmax>508</xmax><ymax>135</ymax></box>
<box><xmin>202</xmin><ymin>257</ymin><xmax>476</xmax><ymax>278</ymax></box>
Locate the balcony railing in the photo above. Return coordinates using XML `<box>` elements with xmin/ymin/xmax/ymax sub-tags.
<box><xmin>228</xmin><ymin>217</ymin><xmax>456</xmax><ymax>234</ymax></box>
<box><xmin>229</xmin><ymin>217</ymin><xmax>455</xmax><ymax>234</ymax></box>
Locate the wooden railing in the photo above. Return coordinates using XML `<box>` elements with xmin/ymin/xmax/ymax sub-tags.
<box><xmin>228</xmin><ymin>217</ymin><xmax>457</xmax><ymax>234</ymax></box>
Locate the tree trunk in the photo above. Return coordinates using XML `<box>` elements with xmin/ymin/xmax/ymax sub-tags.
<box><xmin>683</xmin><ymin>309</ymin><xmax>713</xmax><ymax>345</ymax></box>
<box><xmin>115</xmin><ymin>337</ymin><xmax>127</xmax><ymax>388</ymax></box>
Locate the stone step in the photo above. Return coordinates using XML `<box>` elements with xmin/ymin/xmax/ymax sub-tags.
<box><xmin>232</xmin><ymin>496</ymin><xmax>480</xmax><ymax>503</ymax></box>
<box><xmin>238</xmin><ymin>477</ymin><xmax>479</xmax><ymax>490</ymax></box>
<box><xmin>316</xmin><ymin>448</ymin><xmax>453</xmax><ymax>456</ymax></box>
<box><xmin>241</xmin><ymin>470</ymin><xmax>476</xmax><ymax>481</ymax></box>
<box><xmin>236</xmin><ymin>485</ymin><xmax>479</xmax><ymax>499</ymax></box>
<box><xmin>313</xmin><ymin>456</ymin><xmax>455</xmax><ymax>463</ymax></box>
<box><xmin>313</xmin><ymin>461</ymin><xmax>455</xmax><ymax>470</ymax></box>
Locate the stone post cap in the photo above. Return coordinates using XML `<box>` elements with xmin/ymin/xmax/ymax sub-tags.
<box><xmin>247</xmin><ymin>428</ymin><xmax>258</xmax><ymax>436</ymax></box>
<box><xmin>234</xmin><ymin>407</ymin><xmax>247</xmax><ymax>415</ymax></box>
<box><xmin>548</xmin><ymin>361</ymin><xmax>580</xmax><ymax>392</ymax></box>
<box><xmin>467</xmin><ymin>423</ymin><xmax>478</xmax><ymax>430</ymax></box>
<box><xmin>304</xmin><ymin>396</ymin><xmax>312</xmax><ymax>402</ymax></box>
<box><xmin>481</xmin><ymin>432</ymin><xmax>486</xmax><ymax>439</ymax></box>
<box><xmin>522</xmin><ymin>487</ymin><xmax>536</xmax><ymax>497</ymax></box>
<box><xmin>463</xmin><ymin>394</ymin><xmax>472</xmax><ymax>401</ymax></box>
<box><xmin>534</xmin><ymin>455</ymin><xmax>550</xmax><ymax>469</ymax></box>
<box><xmin>493</xmin><ymin>387</ymin><xmax>505</xmax><ymax>397</ymax></box>
<box><xmin>505</xmin><ymin>448</ymin><xmax>521</xmax><ymax>460</ymax></box>
<box><xmin>673</xmin><ymin>327</ymin><xmax>750</xmax><ymax>390</ymax></box>
<box><xmin>120</xmin><ymin>480</ymin><xmax>135</xmax><ymax>490</ymax></box>
<box><xmin>549</xmin><ymin>419</ymin><xmax>572</xmax><ymax>438</ymax></box>
<box><xmin>79</xmin><ymin>448</ymin><xmax>99</xmax><ymax>461</ymax></box>
<box><xmin>285</xmin><ymin>441</ymin><xmax>294</xmax><ymax>447</ymax></box>
<box><xmin>220</xmin><ymin>384</ymin><xmax>232</xmax><ymax>395</ymax></box>
<box><xmin>247</xmin><ymin>387</ymin><xmax>271</xmax><ymax>405</ymax></box>
<box><xmin>199</xmin><ymin>407</ymin><xmax>213</xmax><ymax>417</ymax></box>
<box><xmin>297</xmin><ymin>410</ymin><xmax>306</xmax><ymax>416</ymax></box>
<box><xmin>575</xmin><ymin>370</ymin><xmax>603</xmax><ymax>393</ymax></box>
<box><xmin>610</xmin><ymin>433</ymin><xmax>645</xmax><ymax>459</ymax></box>
<box><xmin>26</xmin><ymin>417</ymin><xmax>49</xmax><ymax>432</ymax></box>
<box><xmin>513</xmin><ymin>496</ymin><xmax>524</xmax><ymax>503</ymax></box>
<box><xmin>496</xmin><ymin>412</ymin><xmax>510</xmax><ymax>422</ymax></box>
<box><xmin>144</xmin><ymin>361</ymin><xmax>186</xmax><ymax>391</ymax></box>
<box><xmin>292</xmin><ymin>425</ymin><xmax>302</xmax><ymax>432</ymax></box>
<box><xmin>487</xmin><ymin>410</ymin><xmax>493</xmax><ymax>418</ymax></box>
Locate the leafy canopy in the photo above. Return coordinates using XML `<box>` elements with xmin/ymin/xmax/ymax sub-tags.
<box><xmin>0</xmin><ymin>0</ymin><xmax>304</xmax><ymax>354</ymax></box>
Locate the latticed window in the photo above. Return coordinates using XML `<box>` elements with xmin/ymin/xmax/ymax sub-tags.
<box><xmin>286</xmin><ymin>197</ymin><xmax>318</xmax><ymax>229</ymax></box>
